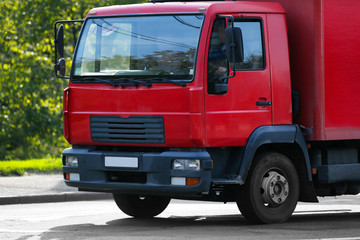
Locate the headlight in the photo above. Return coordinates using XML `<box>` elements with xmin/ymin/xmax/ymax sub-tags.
<box><xmin>65</xmin><ymin>155</ymin><xmax>78</xmax><ymax>167</ymax></box>
<box><xmin>172</xmin><ymin>159</ymin><xmax>200</xmax><ymax>170</ymax></box>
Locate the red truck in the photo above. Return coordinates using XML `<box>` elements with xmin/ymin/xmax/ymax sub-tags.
<box><xmin>54</xmin><ymin>0</ymin><xmax>360</xmax><ymax>223</ymax></box>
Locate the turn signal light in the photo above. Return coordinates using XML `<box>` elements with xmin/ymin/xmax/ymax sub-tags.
<box><xmin>186</xmin><ymin>177</ymin><xmax>200</xmax><ymax>186</ymax></box>
<box><xmin>65</xmin><ymin>173</ymin><xmax>80</xmax><ymax>181</ymax></box>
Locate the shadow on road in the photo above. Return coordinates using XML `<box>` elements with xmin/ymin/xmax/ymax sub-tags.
<box><xmin>38</xmin><ymin>212</ymin><xmax>360</xmax><ymax>239</ymax></box>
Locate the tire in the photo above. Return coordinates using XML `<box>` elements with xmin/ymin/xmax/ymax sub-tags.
<box><xmin>236</xmin><ymin>152</ymin><xmax>299</xmax><ymax>224</ymax></box>
<box><xmin>113</xmin><ymin>193</ymin><xmax>171</xmax><ymax>218</ymax></box>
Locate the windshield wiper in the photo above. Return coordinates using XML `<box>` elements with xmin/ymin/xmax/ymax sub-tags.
<box><xmin>145</xmin><ymin>77</ymin><xmax>187</xmax><ymax>87</ymax></box>
<box><xmin>81</xmin><ymin>77</ymin><xmax>119</xmax><ymax>87</ymax></box>
<box><xmin>117</xmin><ymin>78</ymin><xmax>153</xmax><ymax>88</ymax></box>
<box><xmin>79</xmin><ymin>77</ymin><xmax>152</xmax><ymax>88</ymax></box>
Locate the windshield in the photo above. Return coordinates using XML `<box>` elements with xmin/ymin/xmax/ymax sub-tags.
<box><xmin>72</xmin><ymin>14</ymin><xmax>204</xmax><ymax>82</ymax></box>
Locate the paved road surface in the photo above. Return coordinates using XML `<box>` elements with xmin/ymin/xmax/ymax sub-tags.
<box><xmin>1</xmin><ymin>196</ymin><xmax>360</xmax><ymax>240</ymax></box>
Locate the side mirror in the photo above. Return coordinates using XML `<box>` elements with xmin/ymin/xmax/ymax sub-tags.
<box><xmin>56</xmin><ymin>25</ymin><xmax>64</xmax><ymax>58</ymax></box>
<box><xmin>54</xmin><ymin>58</ymin><xmax>66</xmax><ymax>77</ymax></box>
<box><xmin>225</xmin><ymin>27</ymin><xmax>244</xmax><ymax>64</ymax></box>
<box><xmin>213</xmin><ymin>83</ymin><xmax>228</xmax><ymax>95</ymax></box>
<box><xmin>53</xmin><ymin>19</ymin><xmax>83</xmax><ymax>79</ymax></box>
<box><xmin>58</xmin><ymin>58</ymin><xmax>66</xmax><ymax>76</ymax></box>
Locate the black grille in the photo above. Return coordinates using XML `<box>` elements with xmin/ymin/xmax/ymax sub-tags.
<box><xmin>90</xmin><ymin>115</ymin><xmax>165</xmax><ymax>144</ymax></box>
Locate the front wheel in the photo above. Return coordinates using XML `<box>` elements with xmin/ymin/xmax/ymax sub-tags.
<box><xmin>237</xmin><ymin>152</ymin><xmax>299</xmax><ymax>224</ymax></box>
<box><xmin>113</xmin><ymin>193</ymin><xmax>171</xmax><ymax>218</ymax></box>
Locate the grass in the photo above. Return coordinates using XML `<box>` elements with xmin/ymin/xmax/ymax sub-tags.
<box><xmin>0</xmin><ymin>158</ymin><xmax>62</xmax><ymax>176</ymax></box>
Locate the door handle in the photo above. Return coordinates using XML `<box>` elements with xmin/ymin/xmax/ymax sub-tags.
<box><xmin>256</xmin><ymin>100</ymin><xmax>272</xmax><ymax>106</ymax></box>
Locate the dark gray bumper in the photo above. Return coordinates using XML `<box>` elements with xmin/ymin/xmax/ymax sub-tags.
<box><xmin>62</xmin><ymin>148</ymin><xmax>213</xmax><ymax>196</ymax></box>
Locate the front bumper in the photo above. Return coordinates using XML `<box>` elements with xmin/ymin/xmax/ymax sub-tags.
<box><xmin>62</xmin><ymin>148</ymin><xmax>213</xmax><ymax>196</ymax></box>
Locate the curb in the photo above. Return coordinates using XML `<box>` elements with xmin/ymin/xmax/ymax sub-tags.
<box><xmin>0</xmin><ymin>192</ymin><xmax>113</xmax><ymax>205</ymax></box>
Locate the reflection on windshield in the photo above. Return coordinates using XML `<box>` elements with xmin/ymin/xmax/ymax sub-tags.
<box><xmin>73</xmin><ymin>14</ymin><xmax>204</xmax><ymax>81</ymax></box>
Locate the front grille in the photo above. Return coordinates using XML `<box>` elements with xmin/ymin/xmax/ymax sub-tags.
<box><xmin>90</xmin><ymin>115</ymin><xmax>165</xmax><ymax>144</ymax></box>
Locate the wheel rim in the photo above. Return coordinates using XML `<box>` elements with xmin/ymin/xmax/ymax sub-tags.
<box><xmin>261</xmin><ymin>170</ymin><xmax>289</xmax><ymax>207</ymax></box>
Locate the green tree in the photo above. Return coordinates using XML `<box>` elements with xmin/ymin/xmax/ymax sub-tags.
<box><xmin>0</xmin><ymin>0</ymin><xmax>143</xmax><ymax>160</ymax></box>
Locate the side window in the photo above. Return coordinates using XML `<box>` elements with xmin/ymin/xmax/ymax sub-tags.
<box><xmin>234</xmin><ymin>20</ymin><xmax>265</xmax><ymax>70</ymax></box>
<box><xmin>207</xmin><ymin>18</ymin><xmax>228</xmax><ymax>94</ymax></box>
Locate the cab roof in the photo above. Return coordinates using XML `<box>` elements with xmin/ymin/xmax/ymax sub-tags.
<box><xmin>87</xmin><ymin>1</ymin><xmax>285</xmax><ymax>17</ymax></box>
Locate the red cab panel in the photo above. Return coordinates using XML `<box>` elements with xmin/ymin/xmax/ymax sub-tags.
<box><xmin>65</xmin><ymin>84</ymin><xmax>204</xmax><ymax>147</ymax></box>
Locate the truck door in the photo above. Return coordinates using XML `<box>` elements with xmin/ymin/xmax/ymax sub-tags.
<box><xmin>205</xmin><ymin>15</ymin><xmax>272</xmax><ymax>146</ymax></box>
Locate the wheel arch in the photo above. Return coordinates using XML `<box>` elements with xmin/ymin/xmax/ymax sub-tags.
<box><xmin>238</xmin><ymin>125</ymin><xmax>318</xmax><ymax>202</ymax></box>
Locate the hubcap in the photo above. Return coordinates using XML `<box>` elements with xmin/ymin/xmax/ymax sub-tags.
<box><xmin>261</xmin><ymin>171</ymin><xmax>289</xmax><ymax>206</ymax></box>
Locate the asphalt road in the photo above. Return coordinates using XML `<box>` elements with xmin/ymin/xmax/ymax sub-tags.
<box><xmin>1</xmin><ymin>196</ymin><xmax>360</xmax><ymax>240</ymax></box>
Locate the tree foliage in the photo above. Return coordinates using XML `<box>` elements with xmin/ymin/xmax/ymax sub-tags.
<box><xmin>0</xmin><ymin>0</ymin><xmax>143</xmax><ymax>160</ymax></box>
